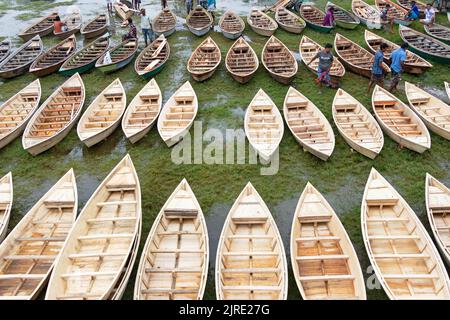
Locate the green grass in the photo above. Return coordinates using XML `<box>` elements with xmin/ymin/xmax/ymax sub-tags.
<box><xmin>0</xmin><ymin>0</ymin><xmax>449</xmax><ymax>300</ymax></box>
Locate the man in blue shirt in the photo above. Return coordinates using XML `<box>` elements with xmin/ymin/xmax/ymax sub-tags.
<box><xmin>389</xmin><ymin>43</ymin><xmax>409</xmax><ymax>93</ymax></box>
<box><xmin>368</xmin><ymin>43</ymin><xmax>389</xmax><ymax>94</ymax></box>
<box><xmin>407</xmin><ymin>1</ymin><xmax>420</xmax><ymax>20</ymax></box>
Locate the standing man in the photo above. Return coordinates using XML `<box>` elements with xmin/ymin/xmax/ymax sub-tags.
<box><xmin>380</xmin><ymin>4</ymin><xmax>395</xmax><ymax>33</ymax></box>
<box><xmin>389</xmin><ymin>43</ymin><xmax>409</xmax><ymax>93</ymax></box>
<box><xmin>186</xmin><ymin>0</ymin><xmax>193</xmax><ymax>14</ymax></box>
<box><xmin>140</xmin><ymin>9</ymin><xmax>153</xmax><ymax>47</ymax></box>
<box><xmin>161</xmin><ymin>0</ymin><xmax>167</xmax><ymax>9</ymax></box>
<box><xmin>368</xmin><ymin>43</ymin><xmax>389</xmax><ymax>94</ymax></box>
<box><xmin>106</xmin><ymin>0</ymin><xmax>113</xmax><ymax>14</ymax></box>
<box><xmin>307</xmin><ymin>43</ymin><xmax>335</xmax><ymax>88</ymax></box>
<box><xmin>323</xmin><ymin>6</ymin><xmax>334</xmax><ymax>27</ymax></box>
<box><xmin>200</xmin><ymin>0</ymin><xmax>208</xmax><ymax>10</ymax></box>
<box><xmin>420</xmin><ymin>3</ymin><xmax>435</xmax><ymax>25</ymax></box>
<box><xmin>207</xmin><ymin>0</ymin><xmax>216</xmax><ymax>21</ymax></box>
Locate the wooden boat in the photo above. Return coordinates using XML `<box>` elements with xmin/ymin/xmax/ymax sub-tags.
<box><xmin>326</xmin><ymin>1</ymin><xmax>360</xmax><ymax>29</ymax></box>
<box><xmin>446</xmin><ymin>82</ymin><xmax>450</xmax><ymax>101</ymax></box>
<box><xmin>0</xmin><ymin>80</ymin><xmax>41</xmax><ymax>150</ymax></box>
<box><xmin>275</xmin><ymin>7</ymin><xmax>306</xmax><ymax>34</ymax></box>
<box><xmin>96</xmin><ymin>38</ymin><xmax>138</xmax><ymax>73</ymax></box>
<box><xmin>247</xmin><ymin>9</ymin><xmax>278</xmax><ymax>37</ymax></box>
<box><xmin>361</xmin><ymin>168</ymin><xmax>450</xmax><ymax>300</ymax></box>
<box><xmin>29</xmin><ymin>35</ymin><xmax>77</xmax><ymax>77</ymax></box>
<box><xmin>80</xmin><ymin>14</ymin><xmax>109</xmax><ymax>39</ymax></box>
<box><xmin>351</xmin><ymin>0</ymin><xmax>382</xmax><ymax>29</ymax></box>
<box><xmin>283</xmin><ymin>87</ymin><xmax>335</xmax><ymax>161</ymax></box>
<box><xmin>225</xmin><ymin>37</ymin><xmax>259</xmax><ymax>84</ymax></box>
<box><xmin>186</xmin><ymin>6</ymin><xmax>212</xmax><ymax>37</ymax></box>
<box><xmin>375</xmin><ymin>0</ymin><xmax>411</xmax><ymax>26</ymax></box>
<box><xmin>134</xmin><ymin>179</ymin><xmax>208</xmax><ymax>300</ymax></box>
<box><xmin>291</xmin><ymin>182</ymin><xmax>366</xmax><ymax>300</ymax></box>
<box><xmin>187</xmin><ymin>37</ymin><xmax>221</xmax><ymax>82</ymax></box>
<box><xmin>364</xmin><ymin>30</ymin><xmax>432</xmax><ymax>75</ymax></box>
<box><xmin>46</xmin><ymin>155</ymin><xmax>141</xmax><ymax>300</ymax></box>
<box><xmin>219</xmin><ymin>11</ymin><xmax>245</xmax><ymax>40</ymax></box>
<box><xmin>299</xmin><ymin>35</ymin><xmax>345</xmax><ymax>83</ymax></box>
<box><xmin>267</xmin><ymin>0</ymin><xmax>293</xmax><ymax>12</ymax></box>
<box><xmin>0</xmin><ymin>40</ymin><xmax>10</xmax><ymax>64</ymax></box>
<box><xmin>18</xmin><ymin>12</ymin><xmax>58</xmax><ymax>41</ymax></box>
<box><xmin>59</xmin><ymin>35</ymin><xmax>110</xmax><ymax>76</ymax></box>
<box><xmin>77</xmin><ymin>79</ymin><xmax>126</xmax><ymax>147</ymax></box>
<box><xmin>372</xmin><ymin>85</ymin><xmax>430</xmax><ymax>153</ymax></box>
<box><xmin>114</xmin><ymin>2</ymin><xmax>134</xmax><ymax>22</ymax></box>
<box><xmin>334</xmin><ymin>33</ymin><xmax>390</xmax><ymax>79</ymax></box>
<box><xmin>122</xmin><ymin>79</ymin><xmax>162</xmax><ymax>144</ymax></box>
<box><xmin>54</xmin><ymin>12</ymin><xmax>82</xmax><ymax>39</ymax></box>
<box><xmin>262</xmin><ymin>36</ymin><xmax>297</xmax><ymax>84</ymax></box>
<box><xmin>399</xmin><ymin>25</ymin><xmax>450</xmax><ymax>64</ymax></box>
<box><xmin>404</xmin><ymin>82</ymin><xmax>450</xmax><ymax>140</ymax></box>
<box><xmin>425</xmin><ymin>174</ymin><xmax>450</xmax><ymax>266</ymax></box>
<box><xmin>215</xmin><ymin>182</ymin><xmax>288</xmax><ymax>300</ymax></box>
<box><xmin>332</xmin><ymin>89</ymin><xmax>384</xmax><ymax>159</ymax></box>
<box><xmin>244</xmin><ymin>89</ymin><xmax>284</xmax><ymax>161</ymax></box>
<box><xmin>22</xmin><ymin>74</ymin><xmax>84</xmax><ymax>156</ymax></box>
<box><xmin>300</xmin><ymin>3</ymin><xmax>333</xmax><ymax>33</ymax></box>
<box><xmin>153</xmin><ymin>8</ymin><xmax>177</xmax><ymax>37</ymax></box>
<box><xmin>157</xmin><ymin>81</ymin><xmax>197</xmax><ymax>147</ymax></box>
<box><xmin>0</xmin><ymin>36</ymin><xmax>43</xmax><ymax>79</ymax></box>
<box><xmin>424</xmin><ymin>23</ymin><xmax>450</xmax><ymax>45</ymax></box>
<box><xmin>0</xmin><ymin>169</ymin><xmax>77</xmax><ymax>300</ymax></box>
<box><xmin>0</xmin><ymin>173</ymin><xmax>12</xmax><ymax>243</ymax></box>
<box><xmin>135</xmin><ymin>35</ymin><xmax>170</xmax><ymax>79</ymax></box>
<box><xmin>396</xmin><ymin>0</ymin><xmax>426</xmax><ymax>16</ymax></box>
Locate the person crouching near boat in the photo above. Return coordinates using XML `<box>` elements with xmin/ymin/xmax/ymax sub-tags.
<box><xmin>380</xmin><ymin>4</ymin><xmax>395</xmax><ymax>33</ymax></box>
<box><xmin>122</xmin><ymin>18</ymin><xmax>137</xmax><ymax>41</ymax></box>
<box><xmin>420</xmin><ymin>3</ymin><xmax>436</xmax><ymax>26</ymax></box>
<box><xmin>406</xmin><ymin>1</ymin><xmax>420</xmax><ymax>20</ymax></box>
<box><xmin>368</xmin><ymin>43</ymin><xmax>389</xmax><ymax>94</ymax></box>
<box><xmin>307</xmin><ymin>43</ymin><xmax>337</xmax><ymax>89</ymax></box>
<box><xmin>389</xmin><ymin>43</ymin><xmax>409</xmax><ymax>93</ymax></box>
<box><xmin>323</xmin><ymin>6</ymin><xmax>334</xmax><ymax>27</ymax></box>
<box><xmin>140</xmin><ymin>9</ymin><xmax>154</xmax><ymax>47</ymax></box>
<box><xmin>54</xmin><ymin>15</ymin><xmax>67</xmax><ymax>33</ymax></box>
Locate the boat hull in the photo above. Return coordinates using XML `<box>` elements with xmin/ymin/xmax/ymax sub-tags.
<box><xmin>279</xmin><ymin>24</ymin><xmax>304</xmax><ymax>34</ymax></box>
<box><xmin>305</xmin><ymin>21</ymin><xmax>332</xmax><ymax>33</ymax></box>
<box><xmin>336</xmin><ymin>20</ymin><xmax>359</xmax><ymax>29</ymax></box>
<box><xmin>82</xmin><ymin>26</ymin><xmax>108</xmax><ymax>39</ymax></box>
<box><xmin>222</xmin><ymin>30</ymin><xmax>242</xmax><ymax>40</ymax></box>
<box><xmin>0</xmin><ymin>121</ymin><xmax>31</xmax><ymax>150</ymax></box>
<box><xmin>249</xmin><ymin>26</ymin><xmax>276</xmax><ymax>37</ymax></box>
<box><xmin>407</xmin><ymin>47</ymin><xmax>450</xmax><ymax>64</ymax></box>
<box><xmin>19</xmin><ymin>28</ymin><xmax>53</xmax><ymax>42</ymax></box>
<box><xmin>188</xmin><ymin>26</ymin><xmax>210</xmax><ymax>37</ymax></box>
<box><xmin>30</xmin><ymin>61</ymin><xmax>68</xmax><ymax>77</ymax></box>
<box><xmin>155</xmin><ymin>28</ymin><xmax>175</xmax><ymax>38</ymax></box>
<box><xmin>97</xmin><ymin>55</ymin><xmax>135</xmax><ymax>73</ymax></box>
<box><xmin>230</xmin><ymin>72</ymin><xmax>255</xmax><ymax>84</ymax></box>
<box><xmin>191</xmin><ymin>69</ymin><xmax>217</xmax><ymax>82</ymax></box>
<box><xmin>0</xmin><ymin>61</ymin><xmax>36</xmax><ymax>79</ymax></box>
<box><xmin>339</xmin><ymin>58</ymin><xmax>371</xmax><ymax>78</ymax></box>
<box><xmin>54</xmin><ymin>28</ymin><xmax>80</xmax><ymax>40</ymax></box>
<box><xmin>138</xmin><ymin>63</ymin><xmax>166</xmax><ymax>79</ymax></box>
<box><xmin>81</xmin><ymin>121</ymin><xmax>121</xmax><ymax>147</ymax></box>
<box><xmin>60</xmin><ymin>60</ymin><xmax>97</xmax><ymax>76</ymax></box>
<box><xmin>126</xmin><ymin>123</ymin><xmax>156</xmax><ymax>144</ymax></box>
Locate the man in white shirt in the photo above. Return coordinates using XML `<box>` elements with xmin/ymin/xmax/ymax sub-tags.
<box><xmin>140</xmin><ymin>9</ymin><xmax>154</xmax><ymax>47</ymax></box>
<box><xmin>420</xmin><ymin>3</ymin><xmax>435</xmax><ymax>25</ymax></box>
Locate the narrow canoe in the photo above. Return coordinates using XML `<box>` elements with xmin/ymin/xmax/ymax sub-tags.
<box><xmin>225</xmin><ymin>37</ymin><xmax>259</xmax><ymax>84</ymax></box>
<box><xmin>361</xmin><ymin>168</ymin><xmax>450</xmax><ymax>299</ymax></box>
<box><xmin>300</xmin><ymin>3</ymin><xmax>333</xmax><ymax>33</ymax></box>
<box><xmin>0</xmin><ymin>169</ymin><xmax>77</xmax><ymax>300</ymax></box>
<box><xmin>0</xmin><ymin>40</ymin><xmax>10</xmax><ymax>64</ymax></box>
<box><xmin>0</xmin><ymin>80</ymin><xmax>41</xmax><ymax>150</ymax></box>
<box><xmin>291</xmin><ymin>182</ymin><xmax>366</xmax><ymax>300</ymax></box>
<box><xmin>77</xmin><ymin>79</ymin><xmax>126</xmax><ymax>147</ymax></box>
<box><xmin>399</xmin><ymin>25</ymin><xmax>450</xmax><ymax>64</ymax></box>
<box><xmin>153</xmin><ymin>8</ymin><xmax>177</xmax><ymax>37</ymax></box>
<box><xmin>80</xmin><ymin>14</ymin><xmax>110</xmax><ymax>39</ymax></box>
<box><xmin>186</xmin><ymin>6</ymin><xmax>212</xmax><ymax>37</ymax></box>
<box><xmin>326</xmin><ymin>1</ymin><xmax>360</xmax><ymax>29</ymax></box>
<box><xmin>299</xmin><ymin>35</ymin><xmax>345</xmax><ymax>82</ymax></box>
<box><xmin>60</xmin><ymin>35</ymin><xmax>110</xmax><ymax>76</ymax></box>
<box><xmin>0</xmin><ymin>172</ymin><xmax>12</xmax><ymax>243</ymax></box>
<box><xmin>96</xmin><ymin>38</ymin><xmax>138</xmax><ymax>73</ymax></box>
<box><xmin>23</xmin><ymin>74</ymin><xmax>85</xmax><ymax>156</ymax></box>
<box><xmin>262</xmin><ymin>36</ymin><xmax>297</xmax><ymax>84</ymax></box>
<box><xmin>404</xmin><ymin>82</ymin><xmax>450</xmax><ymax>140</ymax></box>
<box><xmin>122</xmin><ymin>78</ymin><xmax>162</xmax><ymax>144</ymax></box>
<box><xmin>219</xmin><ymin>11</ymin><xmax>245</xmax><ymax>40</ymax></box>
<box><xmin>424</xmin><ymin>23</ymin><xmax>450</xmax><ymax>45</ymax></box>
<box><xmin>372</xmin><ymin>85</ymin><xmax>430</xmax><ymax>153</ymax></box>
<box><xmin>332</xmin><ymin>88</ymin><xmax>384</xmax><ymax>159</ymax></box>
<box><xmin>0</xmin><ymin>36</ymin><xmax>44</xmax><ymax>79</ymax></box>
<box><xmin>134</xmin><ymin>179</ymin><xmax>208</xmax><ymax>300</ymax></box>
<box><xmin>364</xmin><ymin>30</ymin><xmax>432</xmax><ymax>75</ymax></box>
<box><xmin>283</xmin><ymin>87</ymin><xmax>335</xmax><ymax>161</ymax></box>
<box><xmin>334</xmin><ymin>33</ymin><xmax>390</xmax><ymax>78</ymax></box>
<box><xmin>157</xmin><ymin>81</ymin><xmax>197</xmax><ymax>147</ymax></box>
<box><xmin>187</xmin><ymin>36</ymin><xmax>221</xmax><ymax>82</ymax></box>
<box><xmin>247</xmin><ymin>9</ymin><xmax>278</xmax><ymax>37</ymax></box>
<box><xmin>425</xmin><ymin>173</ymin><xmax>450</xmax><ymax>266</ymax></box>
<box><xmin>18</xmin><ymin>12</ymin><xmax>58</xmax><ymax>41</ymax></box>
<box><xmin>351</xmin><ymin>0</ymin><xmax>382</xmax><ymax>29</ymax></box>
<box><xmin>396</xmin><ymin>0</ymin><xmax>427</xmax><ymax>17</ymax></box>
<box><xmin>114</xmin><ymin>2</ymin><xmax>134</xmax><ymax>21</ymax></box>
<box><xmin>375</xmin><ymin>0</ymin><xmax>411</xmax><ymax>25</ymax></box>
<box><xmin>46</xmin><ymin>155</ymin><xmax>142</xmax><ymax>300</ymax></box>
<box><xmin>216</xmin><ymin>182</ymin><xmax>288</xmax><ymax>300</ymax></box>
<box><xmin>29</xmin><ymin>35</ymin><xmax>77</xmax><ymax>77</ymax></box>
<box><xmin>54</xmin><ymin>12</ymin><xmax>82</xmax><ymax>39</ymax></box>
<box><xmin>275</xmin><ymin>7</ymin><xmax>306</xmax><ymax>34</ymax></box>
<box><xmin>446</xmin><ymin>82</ymin><xmax>450</xmax><ymax>101</ymax></box>
<box><xmin>135</xmin><ymin>35</ymin><xmax>170</xmax><ymax>79</ymax></box>
<box><xmin>244</xmin><ymin>89</ymin><xmax>284</xmax><ymax>161</ymax></box>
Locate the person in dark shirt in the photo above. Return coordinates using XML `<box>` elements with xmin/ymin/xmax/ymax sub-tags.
<box><xmin>389</xmin><ymin>43</ymin><xmax>409</xmax><ymax>93</ymax></box>
<box><xmin>307</xmin><ymin>43</ymin><xmax>335</xmax><ymax>88</ymax></box>
<box><xmin>380</xmin><ymin>4</ymin><xmax>395</xmax><ymax>33</ymax></box>
<box><xmin>407</xmin><ymin>1</ymin><xmax>420</xmax><ymax>20</ymax></box>
<box><xmin>123</xmin><ymin>18</ymin><xmax>137</xmax><ymax>40</ymax></box>
<box><xmin>323</xmin><ymin>6</ymin><xmax>334</xmax><ymax>26</ymax></box>
<box><xmin>367</xmin><ymin>43</ymin><xmax>389</xmax><ymax>94</ymax></box>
